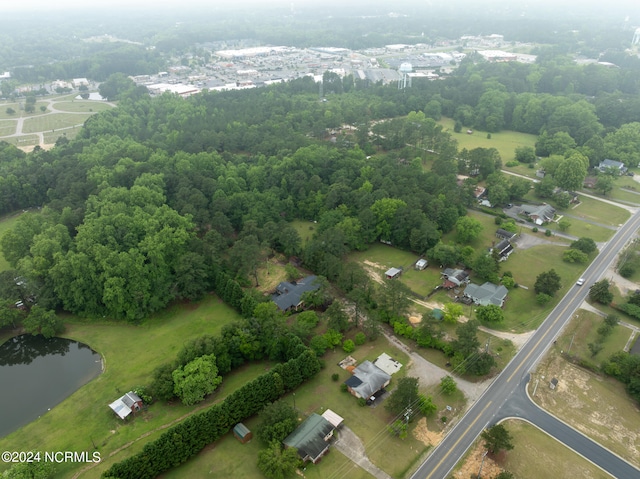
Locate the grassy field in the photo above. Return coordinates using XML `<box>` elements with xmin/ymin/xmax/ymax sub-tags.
<box><xmin>52</xmin><ymin>100</ymin><xmax>113</xmax><ymax>113</ymax></box>
<box><xmin>496</xmin><ymin>243</ymin><xmax>586</xmax><ymax>331</ymax></box>
<box><xmin>0</xmin><ymin>211</ymin><xmax>27</xmax><ymax>272</ymax></box>
<box><xmin>501</xmin><ymin>420</ymin><xmax>613</xmax><ymax>479</ymax></box>
<box><xmin>0</xmin><ymin>296</ymin><xmax>244</xmax><ymax>478</ymax></box>
<box><xmin>0</xmin><ymin>119</ymin><xmax>15</xmax><ymax>136</ymax></box>
<box><xmin>22</xmin><ymin>113</ymin><xmax>90</xmax><ymax>134</ymax></box>
<box><xmin>1</xmin><ymin>134</ymin><xmax>40</xmax><ymax>147</ymax></box>
<box><xmin>350</xmin><ymin>243</ymin><xmax>421</xmax><ymax>271</ymax></box>
<box><xmin>160</xmin><ymin>335</ymin><xmax>432</xmax><ymax>479</ymax></box>
<box><xmin>290</xmin><ymin>219</ymin><xmax>318</xmax><ymax>248</ymax></box>
<box><xmin>571</xmin><ymin>195</ymin><xmax>630</xmax><ymax>227</ymax></box>
<box><xmin>594</xmin><ymin>175</ymin><xmax>640</xmax><ymax>206</ymax></box>
<box><xmin>556</xmin><ymin>309</ymin><xmax>631</xmax><ymax>366</ymax></box>
<box><xmin>530</xmin><ymin>315</ymin><xmax>640</xmax><ymax>468</ymax></box>
<box><xmin>437</xmin><ymin>117</ymin><xmax>537</xmax><ymax>162</ymax></box>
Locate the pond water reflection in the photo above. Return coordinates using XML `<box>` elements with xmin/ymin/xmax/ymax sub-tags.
<box><xmin>0</xmin><ymin>335</ymin><xmax>102</xmax><ymax>438</ymax></box>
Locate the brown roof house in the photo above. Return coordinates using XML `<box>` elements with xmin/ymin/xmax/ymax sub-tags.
<box><xmin>344</xmin><ymin>360</ymin><xmax>391</xmax><ymax>401</ymax></box>
<box><xmin>109</xmin><ymin>391</ymin><xmax>144</xmax><ymax>420</ymax></box>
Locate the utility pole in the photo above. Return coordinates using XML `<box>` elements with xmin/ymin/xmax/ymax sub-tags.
<box><xmin>567</xmin><ymin>333</ymin><xmax>575</xmax><ymax>354</ymax></box>
<box><xmin>477</xmin><ymin>450</ymin><xmax>488</xmax><ymax>478</ymax></box>
<box><xmin>485</xmin><ymin>337</ymin><xmax>491</xmax><ymax>353</ymax></box>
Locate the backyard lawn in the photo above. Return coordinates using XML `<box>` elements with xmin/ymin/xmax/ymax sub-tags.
<box><xmin>438</xmin><ymin>117</ymin><xmax>537</xmax><ymax>163</ymax></box>
<box><xmin>159</xmin><ymin>335</ymin><xmax>433</xmax><ymax>479</ymax></box>
<box><xmin>0</xmin><ymin>296</ymin><xmax>244</xmax><ymax>479</ymax></box>
<box><xmin>501</xmin><ymin>420</ymin><xmax>613</xmax><ymax>479</ymax></box>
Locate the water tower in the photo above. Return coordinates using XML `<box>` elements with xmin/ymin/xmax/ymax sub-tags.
<box><xmin>633</xmin><ymin>27</ymin><xmax>640</xmax><ymax>46</ymax></box>
<box><xmin>398</xmin><ymin>62</ymin><xmax>412</xmax><ymax>89</ymax></box>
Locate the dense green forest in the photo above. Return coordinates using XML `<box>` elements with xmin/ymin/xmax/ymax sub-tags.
<box><xmin>2</xmin><ymin>33</ymin><xmax>640</xmax><ymax>409</ymax></box>
<box><xmin>3</xmin><ymin>48</ymin><xmax>640</xmax><ymax>323</ymax></box>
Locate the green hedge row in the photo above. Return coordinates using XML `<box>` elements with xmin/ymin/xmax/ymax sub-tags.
<box><xmin>103</xmin><ymin>349</ymin><xmax>321</xmax><ymax>479</ymax></box>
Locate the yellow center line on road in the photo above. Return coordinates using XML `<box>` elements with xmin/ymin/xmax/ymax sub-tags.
<box><xmin>506</xmin><ymin>216</ymin><xmax>638</xmax><ymax>384</ymax></box>
<box><xmin>424</xmin><ymin>400</ymin><xmax>493</xmax><ymax>479</ymax></box>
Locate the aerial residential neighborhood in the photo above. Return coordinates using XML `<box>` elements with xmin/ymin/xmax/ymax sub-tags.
<box><xmin>1</xmin><ymin>2</ymin><xmax>640</xmax><ymax>479</ymax></box>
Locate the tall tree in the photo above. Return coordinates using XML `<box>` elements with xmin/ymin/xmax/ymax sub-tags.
<box><xmin>589</xmin><ymin>279</ymin><xmax>613</xmax><ymax>305</ymax></box>
<box><xmin>172</xmin><ymin>354</ymin><xmax>223</xmax><ymax>406</ymax></box>
<box><xmin>481</xmin><ymin>424</ymin><xmax>515</xmax><ymax>454</ymax></box>
<box><xmin>385</xmin><ymin>377</ymin><xmax>419</xmax><ymax>415</ymax></box>
<box><xmin>534</xmin><ymin>269</ymin><xmax>562</xmax><ymax>296</ymax></box>
<box><xmin>554</xmin><ymin>153</ymin><xmax>588</xmax><ymax>191</ymax></box>
<box><xmin>455</xmin><ymin>216</ymin><xmax>483</xmax><ymax>243</ymax></box>
<box><xmin>257</xmin><ymin>441</ymin><xmax>300</xmax><ymax>479</ymax></box>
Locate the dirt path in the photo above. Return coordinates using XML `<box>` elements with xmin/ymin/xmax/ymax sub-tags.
<box><xmin>383</xmin><ymin>330</ymin><xmax>493</xmax><ymax>403</ymax></box>
<box><xmin>70</xmin><ymin>397</ymin><xmax>218</xmax><ymax>478</ymax></box>
<box><xmin>333</xmin><ymin>426</ymin><xmax>392</xmax><ymax>479</ymax></box>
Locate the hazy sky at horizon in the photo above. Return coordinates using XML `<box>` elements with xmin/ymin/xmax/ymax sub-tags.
<box><xmin>2</xmin><ymin>0</ymin><xmax>638</xmax><ymax>9</ymax></box>
<box><xmin>1</xmin><ymin>0</ymin><xmax>638</xmax><ymax>21</ymax></box>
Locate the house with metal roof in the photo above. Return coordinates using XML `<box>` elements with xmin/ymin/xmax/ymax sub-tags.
<box><xmin>463</xmin><ymin>282</ymin><xmax>508</xmax><ymax>307</ymax></box>
<box><xmin>385</xmin><ymin>267</ymin><xmax>403</xmax><ymax>279</ymax></box>
<box><xmin>283</xmin><ymin>413</ymin><xmax>335</xmax><ymax>463</ymax></box>
<box><xmin>344</xmin><ymin>360</ymin><xmax>391</xmax><ymax>400</ymax></box>
<box><xmin>108</xmin><ymin>391</ymin><xmax>143</xmax><ymax>420</ymax></box>
<box><xmin>271</xmin><ymin>275</ymin><xmax>321</xmax><ymax>311</ymax></box>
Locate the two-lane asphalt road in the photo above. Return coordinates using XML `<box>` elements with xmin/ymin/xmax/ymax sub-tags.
<box><xmin>497</xmin><ymin>376</ymin><xmax>640</xmax><ymax>479</ymax></box>
<box><xmin>411</xmin><ymin>209</ymin><xmax>640</xmax><ymax>479</ymax></box>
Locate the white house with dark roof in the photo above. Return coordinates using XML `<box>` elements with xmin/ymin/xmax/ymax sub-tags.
<box><xmin>491</xmin><ymin>238</ymin><xmax>513</xmax><ymax>261</ymax></box>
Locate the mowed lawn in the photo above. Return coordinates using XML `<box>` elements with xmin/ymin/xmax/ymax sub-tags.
<box><xmin>0</xmin><ymin>296</ymin><xmax>243</xmax><ymax>478</ymax></box>
<box><xmin>51</xmin><ymin>100</ymin><xmax>113</xmax><ymax>113</ymax></box>
<box><xmin>570</xmin><ymin>195</ymin><xmax>630</xmax><ymax>227</ymax></box>
<box><xmin>162</xmin><ymin>335</ymin><xmax>429</xmax><ymax>479</ymax></box>
<box><xmin>0</xmin><ymin>119</ymin><xmax>15</xmax><ymax>136</ymax></box>
<box><xmin>22</xmin><ymin>113</ymin><xmax>91</xmax><ymax>133</ymax></box>
<box><xmin>556</xmin><ymin>309</ymin><xmax>631</xmax><ymax>367</ymax></box>
<box><xmin>501</xmin><ymin>420</ymin><xmax>614</xmax><ymax>479</ymax></box>
<box><xmin>438</xmin><ymin>117</ymin><xmax>537</xmax><ymax>162</ymax></box>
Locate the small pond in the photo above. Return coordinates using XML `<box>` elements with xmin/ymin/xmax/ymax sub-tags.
<box><xmin>0</xmin><ymin>334</ymin><xmax>102</xmax><ymax>438</ymax></box>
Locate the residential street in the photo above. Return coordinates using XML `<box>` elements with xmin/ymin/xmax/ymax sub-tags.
<box><xmin>410</xmin><ymin>207</ymin><xmax>640</xmax><ymax>479</ymax></box>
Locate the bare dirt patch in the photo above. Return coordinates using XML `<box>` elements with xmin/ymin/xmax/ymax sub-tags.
<box><xmin>363</xmin><ymin>260</ymin><xmax>385</xmax><ymax>285</ymax></box>
<box><xmin>532</xmin><ymin>351</ymin><xmax>640</xmax><ymax>466</ymax></box>
<box><xmin>412</xmin><ymin>417</ymin><xmax>443</xmax><ymax>447</ymax></box>
<box><xmin>453</xmin><ymin>442</ymin><xmax>503</xmax><ymax>479</ymax></box>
